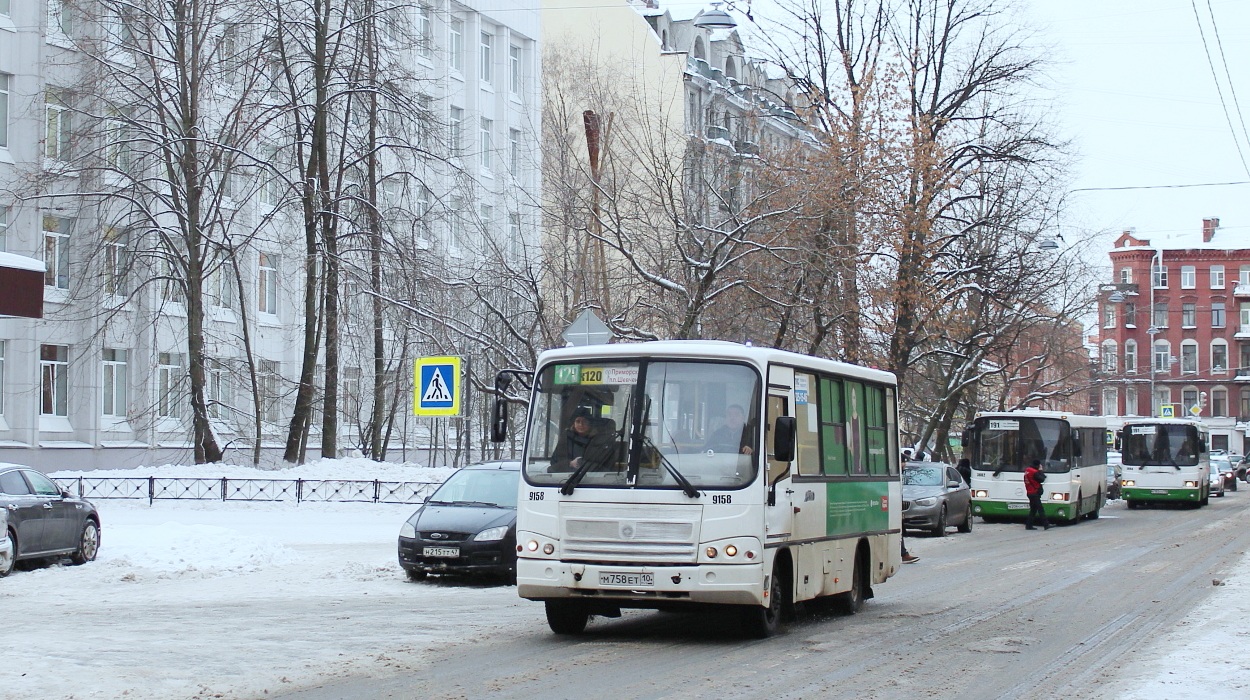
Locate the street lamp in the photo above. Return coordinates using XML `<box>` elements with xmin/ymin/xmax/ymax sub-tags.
<box><xmin>694</xmin><ymin>2</ymin><xmax>738</xmax><ymax>29</ymax></box>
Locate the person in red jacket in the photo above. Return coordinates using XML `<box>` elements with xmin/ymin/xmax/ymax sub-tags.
<box><xmin>1024</xmin><ymin>459</ymin><xmax>1050</xmax><ymax>530</ymax></box>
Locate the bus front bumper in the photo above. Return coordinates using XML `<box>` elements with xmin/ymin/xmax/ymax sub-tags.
<box><xmin>1121</xmin><ymin>486</ymin><xmax>1201</xmax><ymax>502</ymax></box>
<box><xmin>516</xmin><ymin>558</ymin><xmax>765</xmax><ymax>607</ymax></box>
<box><xmin>972</xmin><ymin>499</ymin><xmax>1075</xmax><ymax>521</ymax></box>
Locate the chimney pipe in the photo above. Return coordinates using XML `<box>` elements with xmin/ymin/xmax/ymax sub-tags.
<box><xmin>1202</xmin><ymin>217</ymin><xmax>1219</xmax><ymax>243</ymax></box>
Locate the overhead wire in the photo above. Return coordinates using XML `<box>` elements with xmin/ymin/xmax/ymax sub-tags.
<box><xmin>1203</xmin><ymin>0</ymin><xmax>1250</xmax><ymax>166</ymax></box>
<box><xmin>1189</xmin><ymin>0</ymin><xmax>1250</xmax><ymax>178</ymax></box>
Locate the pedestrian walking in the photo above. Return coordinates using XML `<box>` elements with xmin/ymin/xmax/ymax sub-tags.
<box><xmin>1024</xmin><ymin>459</ymin><xmax>1050</xmax><ymax>530</ymax></box>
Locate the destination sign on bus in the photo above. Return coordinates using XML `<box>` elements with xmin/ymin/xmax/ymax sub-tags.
<box><xmin>988</xmin><ymin>420</ymin><xmax>1020</xmax><ymax>431</ymax></box>
<box><xmin>551</xmin><ymin>364</ymin><xmax>639</xmax><ymax>386</ymax></box>
<box><xmin>1130</xmin><ymin>426</ymin><xmax>1158</xmax><ymax>435</ymax></box>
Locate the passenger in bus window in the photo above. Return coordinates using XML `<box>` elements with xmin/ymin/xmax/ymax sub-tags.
<box><xmin>704</xmin><ymin>404</ymin><xmax>754</xmax><ymax>455</ymax></box>
<box><xmin>549</xmin><ymin>408</ymin><xmax>614</xmax><ymax>472</ymax></box>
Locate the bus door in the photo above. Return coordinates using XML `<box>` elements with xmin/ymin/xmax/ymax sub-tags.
<box><xmin>764</xmin><ymin>391</ymin><xmax>793</xmax><ymax>541</ymax></box>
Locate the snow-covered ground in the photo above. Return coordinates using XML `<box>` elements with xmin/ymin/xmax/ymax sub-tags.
<box><xmin>1</xmin><ymin>460</ymin><xmax>1247</xmax><ymax>698</ymax></box>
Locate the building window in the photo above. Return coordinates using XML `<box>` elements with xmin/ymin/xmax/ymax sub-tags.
<box><xmin>449</xmin><ymin>18</ymin><xmax>463</xmax><ymax>73</ymax></box>
<box><xmin>1213</xmin><ymin>342</ymin><xmax>1228</xmax><ymax>373</ymax></box>
<box><xmin>509</xmin><ymin>128</ymin><xmax>521</xmax><ymax>173</ymax></box>
<box><xmin>158</xmin><ymin>352</ymin><xmax>183</xmax><ymax>418</ymax></box>
<box><xmin>0</xmin><ymin>205</ymin><xmax>8</xmax><ymax>252</ymax></box>
<box><xmin>1102</xmin><ymin>304</ymin><xmax>1116</xmax><ymax>329</ymax></box>
<box><xmin>1154</xmin><ymin>386</ymin><xmax>1171</xmax><ymax>417</ymax></box>
<box><xmin>1242</xmin><ymin>389</ymin><xmax>1250</xmax><ymax>420</ymax></box>
<box><xmin>1152</xmin><ymin>263</ymin><xmax>1168</xmax><ymax>289</ymax></box>
<box><xmin>448</xmin><ymin>106</ymin><xmax>463</xmax><ymax>155</ymax></box>
<box><xmin>1153</xmin><ymin>341</ymin><xmax>1169</xmax><ymax>373</ymax></box>
<box><xmin>1152</xmin><ymin>302</ymin><xmax>1167</xmax><ymax>328</ymax></box>
<box><xmin>416</xmin><ymin>4</ymin><xmax>432</xmax><ymax>57</ymax></box>
<box><xmin>1181</xmin><ymin>341</ymin><xmax>1197</xmax><ymax>374</ymax></box>
<box><xmin>1102</xmin><ymin>388</ymin><xmax>1117</xmax><ymax>417</ymax></box>
<box><xmin>40</xmin><ymin>344</ymin><xmax>69</xmax><ymax>417</ymax></box>
<box><xmin>48</xmin><ymin>0</ymin><xmax>73</xmax><ymax>35</ymax></box>
<box><xmin>1213</xmin><ymin>302</ymin><xmax>1226</xmax><ymax>328</ymax></box>
<box><xmin>1242</xmin><ymin>265</ymin><xmax>1250</xmax><ymax>285</ymax></box>
<box><xmin>1182</xmin><ymin>388</ymin><xmax>1198</xmax><ymax>415</ymax></box>
<box><xmin>0</xmin><ymin>73</ymin><xmax>10</xmax><ymax>149</ymax></box>
<box><xmin>1124</xmin><ymin>302</ymin><xmax>1137</xmax><ymax>327</ymax></box>
<box><xmin>509</xmin><ymin>44</ymin><xmax>521</xmax><ymax>93</ymax></box>
<box><xmin>1211</xmin><ymin>265</ymin><xmax>1225</xmax><ymax>288</ymax></box>
<box><xmin>45</xmin><ymin>91</ymin><xmax>71</xmax><ymax>160</ymax></box>
<box><xmin>1180</xmin><ymin>265</ymin><xmax>1196</xmax><ymax>289</ymax></box>
<box><xmin>258</xmin><ymin>253</ymin><xmax>278</xmax><ymax>315</ymax></box>
<box><xmin>0</xmin><ymin>0</ymin><xmax>8</xmax><ymax>17</ymax></box>
<box><xmin>208</xmin><ymin>359</ymin><xmax>231</xmax><ymax>419</ymax></box>
<box><xmin>1101</xmin><ymin>341</ymin><xmax>1117</xmax><ymax>373</ymax></box>
<box><xmin>1118</xmin><ymin>267</ymin><xmax>1132</xmax><ymax>285</ymax></box>
<box><xmin>160</xmin><ymin>256</ymin><xmax>184</xmax><ymax>304</ymax></box>
<box><xmin>479</xmin><ymin>117</ymin><xmax>493</xmax><ymax>170</ymax></box>
<box><xmin>508</xmin><ymin>211</ymin><xmax>521</xmax><ymax>258</ymax></box>
<box><xmin>479</xmin><ymin>31</ymin><xmax>493</xmax><ymax>84</ymax></box>
<box><xmin>0</xmin><ymin>341</ymin><xmax>5</xmax><ymax>415</ymax></box>
<box><xmin>1125</xmin><ymin>386</ymin><xmax>1138</xmax><ymax>416</ymax></box>
<box><xmin>43</xmin><ymin>214</ymin><xmax>72</xmax><ymax>289</ymax></box>
<box><xmin>101</xmin><ymin>348</ymin><xmax>128</xmax><ymax>417</ymax></box>
<box><xmin>1182</xmin><ymin>302</ymin><xmax>1196</xmax><ymax>328</ymax></box>
<box><xmin>260</xmin><ymin>359</ymin><xmax>281</xmax><ymax>423</ymax></box>
<box><xmin>103</xmin><ymin>228</ymin><xmax>129</xmax><ymax>296</ymax></box>
<box><xmin>1212</xmin><ymin>388</ymin><xmax>1227</xmax><ymax>417</ymax></box>
<box><xmin>1124</xmin><ymin>340</ymin><xmax>1137</xmax><ymax>374</ymax></box>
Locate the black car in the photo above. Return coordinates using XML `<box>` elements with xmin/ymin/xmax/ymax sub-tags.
<box><xmin>398</xmin><ymin>461</ymin><xmax>519</xmax><ymax>582</ymax></box>
<box><xmin>0</xmin><ymin>464</ymin><xmax>101</xmax><ymax>576</ymax></box>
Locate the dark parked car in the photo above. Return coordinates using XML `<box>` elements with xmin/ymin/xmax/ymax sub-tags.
<box><xmin>398</xmin><ymin>461</ymin><xmax>520</xmax><ymax>582</ymax></box>
<box><xmin>0</xmin><ymin>464</ymin><xmax>100</xmax><ymax>576</ymax></box>
<box><xmin>902</xmin><ymin>462</ymin><xmax>973</xmax><ymax>536</ymax></box>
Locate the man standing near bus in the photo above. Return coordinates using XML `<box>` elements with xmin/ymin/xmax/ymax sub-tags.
<box><xmin>1024</xmin><ymin>459</ymin><xmax>1050</xmax><ymax>530</ymax></box>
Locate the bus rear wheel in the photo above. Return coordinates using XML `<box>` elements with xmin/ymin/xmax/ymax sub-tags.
<box><xmin>834</xmin><ymin>545</ymin><xmax>869</xmax><ymax>615</ymax></box>
<box><xmin>545</xmin><ymin>600</ymin><xmax>590</xmax><ymax>635</ymax></box>
<box><xmin>1087</xmin><ymin>491</ymin><xmax>1101</xmax><ymax>520</ymax></box>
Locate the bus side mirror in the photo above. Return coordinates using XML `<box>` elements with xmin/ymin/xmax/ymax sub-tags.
<box><xmin>1071</xmin><ymin>434</ymin><xmax>1083</xmax><ymax>457</ymax></box>
<box><xmin>961</xmin><ymin>428</ymin><xmax>973</xmax><ymax>448</ymax></box>
<box><xmin>773</xmin><ymin>416</ymin><xmax>796</xmax><ymax>463</ymax></box>
<box><xmin>490</xmin><ymin>398</ymin><xmax>508</xmax><ymax>443</ymax></box>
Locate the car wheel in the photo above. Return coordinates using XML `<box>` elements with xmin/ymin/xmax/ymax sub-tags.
<box><xmin>0</xmin><ymin>529</ymin><xmax>15</xmax><ymax>577</ymax></box>
<box><xmin>1217</xmin><ymin>488</ymin><xmax>1225</xmax><ymax>497</ymax></box>
<box><xmin>545</xmin><ymin>600</ymin><xmax>591</xmax><ymax>635</ymax></box>
<box><xmin>930</xmin><ymin>506</ymin><xmax>948</xmax><ymax>537</ymax></box>
<box><xmin>957</xmin><ymin>503</ymin><xmax>973</xmax><ymax>533</ymax></box>
<box><xmin>1230</xmin><ymin>478</ymin><xmax>1238</xmax><ymax>492</ymax></box>
<box><xmin>405</xmin><ymin>568</ymin><xmax>428</xmax><ymax>582</ymax></box>
<box><xmin>70</xmin><ymin>520</ymin><xmax>100</xmax><ymax>565</ymax></box>
<box><xmin>742</xmin><ymin>560</ymin><xmax>789</xmax><ymax>637</ymax></box>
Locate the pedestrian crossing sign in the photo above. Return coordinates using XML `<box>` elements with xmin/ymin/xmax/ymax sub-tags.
<box><xmin>414</xmin><ymin>356</ymin><xmax>461</xmax><ymax>416</ymax></box>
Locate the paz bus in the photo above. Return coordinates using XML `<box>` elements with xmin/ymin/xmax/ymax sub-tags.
<box><xmin>965</xmin><ymin>410</ymin><xmax>1109</xmax><ymax>523</ymax></box>
<box><xmin>1118</xmin><ymin>418</ymin><xmax>1210</xmax><ymax>508</ymax></box>
<box><xmin>490</xmin><ymin>341</ymin><xmax>902</xmax><ymax>637</ymax></box>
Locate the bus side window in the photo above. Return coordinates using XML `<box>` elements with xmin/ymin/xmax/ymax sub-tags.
<box><xmin>765</xmin><ymin>394</ymin><xmax>790</xmax><ymax>485</ymax></box>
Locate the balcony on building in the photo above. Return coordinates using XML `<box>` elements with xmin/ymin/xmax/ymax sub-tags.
<box><xmin>1235</xmin><ymin>324</ymin><xmax>1250</xmax><ymax>340</ymax></box>
<box><xmin>1234</xmin><ymin>282</ymin><xmax>1250</xmax><ymax>298</ymax></box>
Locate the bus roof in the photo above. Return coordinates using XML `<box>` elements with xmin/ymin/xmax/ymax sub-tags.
<box><xmin>536</xmin><ymin>340</ymin><xmax>897</xmax><ymax>386</ymax></box>
<box><xmin>1119</xmin><ymin>417</ymin><xmax>1207</xmax><ymax>428</ymax></box>
<box><xmin>973</xmin><ymin>410</ymin><xmax>1107</xmax><ymax>428</ymax></box>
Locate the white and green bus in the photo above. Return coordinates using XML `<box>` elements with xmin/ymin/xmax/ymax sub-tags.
<box><xmin>492</xmin><ymin>341</ymin><xmax>902</xmax><ymax>637</ymax></box>
<box><xmin>1118</xmin><ymin>418</ymin><xmax>1210</xmax><ymax>508</ymax></box>
<box><xmin>965</xmin><ymin>410</ymin><xmax>1109</xmax><ymax>523</ymax></box>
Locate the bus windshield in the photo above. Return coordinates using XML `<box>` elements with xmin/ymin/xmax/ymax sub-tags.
<box><xmin>523</xmin><ymin>359</ymin><xmax>760</xmax><ymax>490</ymax></box>
<box><xmin>1121</xmin><ymin>424</ymin><xmax>1199</xmax><ymax>467</ymax></box>
<box><xmin>975</xmin><ymin>417</ymin><xmax>1072</xmax><ymax>473</ymax></box>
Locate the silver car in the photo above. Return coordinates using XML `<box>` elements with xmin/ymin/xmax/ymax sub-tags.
<box><xmin>902</xmin><ymin>462</ymin><xmax>973</xmax><ymax>537</ymax></box>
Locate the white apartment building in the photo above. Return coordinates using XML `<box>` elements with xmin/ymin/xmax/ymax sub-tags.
<box><xmin>0</xmin><ymin>0</ymin><xmax>542</xmax><ymax>470</ymax></box>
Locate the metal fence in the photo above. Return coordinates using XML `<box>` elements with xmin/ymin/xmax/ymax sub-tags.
<box><xmin>54</xmin><ymin>476</ymin><xmax>442</xmax><ymax>505</ymax></box>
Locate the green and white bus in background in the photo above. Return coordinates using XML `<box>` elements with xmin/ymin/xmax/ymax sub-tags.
<box><xmin>965</xmin><ymin>410</ymin><xmax>1109</xmax><ymax>523</ymax></box>
<box><xmin>1118</xmin><ymin>418</ymin><xmax>1210</xmax><ymax>508</ymax></box>
<box><xmin>492</xmin><ymin>341</ymin><xmax>903</xmax><ymax>638</ymax></box>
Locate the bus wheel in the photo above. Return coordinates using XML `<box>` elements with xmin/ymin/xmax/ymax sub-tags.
<box><xmin>741</xmin><ymin>563</ymin><xmax>787</xmax><ymax>638</ymax></box>
<box><xmin>545</xmin><ymin>600</ymin><xmax>590</xmax><ymax>635</ymax></box>
<box><xmin>1126</xmin><ymin>500</ymin><xmax>1138</xmax><ymax>510</ymax></box>
<box><xmin>834</xmin><ymin>546</ymin><xmax>868</xmax><ymax>615</ymax></box>
<box><xmin>1088</xmin><ymin>491</ymin><xmax>1101</xmax><ymax>520</ymax></box>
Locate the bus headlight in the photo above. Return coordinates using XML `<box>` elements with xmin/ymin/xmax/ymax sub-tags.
<box><xmin>1184</xmin><ymin>481</ymin><xmax>1198</xmax><ymax>488</ymax></box>
<box><xmin>973</xmin><ymin>490</ymin><xmax>988</xmax><ymax>498</ymax></box>
<box><xmin>1122</xmin><ymin>479</ymin><xmax>1135</xmax><ymax>487</ymax></box>
<box><xmin>706</xmin><ymin>547</ymin><xmax>719</xmax><ymax>558</ymax></box>
<box><xmin>1050</xmin><ymin>492</ymin><xmax>1069</xmax><ymax>501</ymax></box>
<box><xmin>724</xmin><ymin>545</ymin><xmax>738</xmax><ymax>557</ymax></box>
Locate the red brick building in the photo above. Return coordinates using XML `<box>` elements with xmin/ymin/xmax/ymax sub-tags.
<box><xmin>1095</xmin><ymin>218</ymin><xmax>1250</xmax><ymax>453</ymax></box>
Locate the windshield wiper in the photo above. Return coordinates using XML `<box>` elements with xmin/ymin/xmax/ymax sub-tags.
<box><xmin>645</xmin><ymin>435</ymin><xmax>700</xmax><ymax>498</ymax></box>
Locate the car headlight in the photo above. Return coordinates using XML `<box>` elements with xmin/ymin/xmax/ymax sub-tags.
<box><xmin>475</xmin><ymin>526</ymin><xmax>510</xmax><ymax>542</ymax></box>
<box><xmin>913</xmin><ymin>497</ymin><xmax>937</xmax><ymax>506</ymax></box>
<box><xmin>400</xmin><ymin>521</ymin><xmax>417</xmax><ymax>539</ymax></box>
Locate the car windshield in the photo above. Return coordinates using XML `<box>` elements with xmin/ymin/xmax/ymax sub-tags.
<box><xmin>1212</xmin><ymin>459</ymin><xmax>1231</xmax><ymax>472</ymax></box>
<box><xmin>429</xmin><ymin>467</ymin><xmax>519</xmax><ymax>508</ymax></box>
<box><xmin>902</xmin><ymin>466</ymin><xmax>943</xmax><ymax>486</ymax></box>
